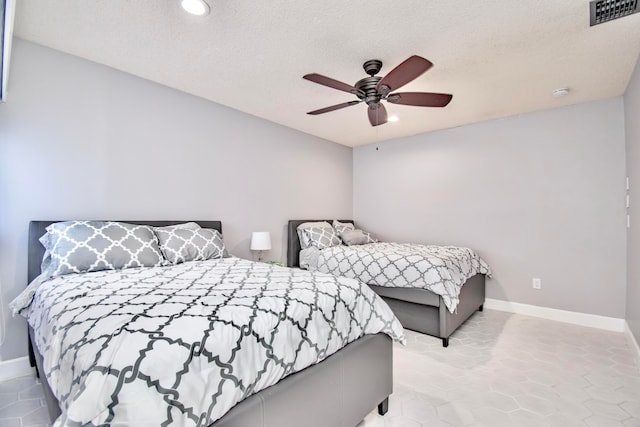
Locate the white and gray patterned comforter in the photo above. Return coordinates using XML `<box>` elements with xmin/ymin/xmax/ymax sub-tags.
<box><xmin>14</xmin><ymin>257</ymin><xmax>404</xmax><ymax>427</ymax></box>
<box><xmin>312</xmin><ymin>243</ymin><xmax>491</xmax><ymax>313</ymax></box>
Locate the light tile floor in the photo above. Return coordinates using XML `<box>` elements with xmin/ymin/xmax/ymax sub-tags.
<box><xmin>359</xmin><ymin>310</ymin><xmax>640</xmax><ymax>427</ymax></box>
<box><xmin>0</xmin><ymin>376</ymin><xmax>50</xmax><ymax>427</ymax></box>
<box><xmin>1</xmin><ymin>310</ymin><xmax>639</xmax><ymax>427</ymax></box>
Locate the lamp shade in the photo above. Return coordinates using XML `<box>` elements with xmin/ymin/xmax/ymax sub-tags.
<box><xmin>250</xmin><ymin>231</ymin><xmax>271</xmax><ymax>251</ymax></box>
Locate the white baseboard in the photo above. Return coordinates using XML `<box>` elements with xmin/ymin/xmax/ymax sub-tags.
<box><xmin>0</xmin><ymin>356</ymin><xmax>35</xmax><ymax>382</ymax></box>
<box><xmin>625</xmin><ymin>322</ymin><xmax>640</xmax><ymax>369</ymax></box>
<box><xmin>484</xmin><ymin>298</ymin><xmax>626</xmax><ymax>332</ymax></box>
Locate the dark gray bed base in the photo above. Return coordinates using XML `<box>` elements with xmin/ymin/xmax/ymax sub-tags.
<box><xmin>27</xmin><ymin>220</ymin><xmax>392</xmax><ymax>427</ymax></box>
<box><xmin>287</xmin><ymin>219</ymin><xmax>486</xmax><ymax>347</ymax></box>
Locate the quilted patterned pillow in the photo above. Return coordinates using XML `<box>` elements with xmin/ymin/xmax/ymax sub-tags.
<box><xmin>332</xmin><ymin>220</ymin><xmax>355</xmax><ymax>234</ymax></box>
<box><xmin>302</xmin><ymin>226</ymin><xmax>342</xmax><ymax>250</ymax></box>
<box><xmin>155</xmin><ymin>227</ymin><xmax>227</xmax><ymax>264</ymax></box>
<box><xmin>41</xmin><ymin>221</ymin><xmax>165</xmax><ymax>277</ymax></box>
<box><xmin>297</xmin><ymin>221</ymin><xmax>332</xmax><ymax>249</ymax></box>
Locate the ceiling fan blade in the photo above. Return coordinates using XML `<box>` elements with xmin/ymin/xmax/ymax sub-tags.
<box><xmin>303</xmin><ymin>73</ymin><xmax>360</xmax><ymax>95</ymax></box>
<box><xmin>376</xmin><ymin>56</ymin><xmax>433</xmax><ymax>93</ymax></box>
<box><xmin>307</xmin><ymin>100</ymin><xmax>361</xmax><ymax>115</ymax></box>
<box><xmin>368</xmin><ymin>103</ymin><xmax>388</xmax><ymax>127</ymax></box>
<box><xmin>386</xmin><ymin>92</ymin><xmax>453</xmax><ymax>107</ymax></box>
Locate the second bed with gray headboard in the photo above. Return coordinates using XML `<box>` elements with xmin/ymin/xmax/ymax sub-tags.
<box><xmin>287</xmin><ymin>219</ymin><xmax>488</xmax><ymax>347</ymax></box>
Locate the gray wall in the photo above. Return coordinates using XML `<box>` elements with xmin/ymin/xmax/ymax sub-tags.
<box><xmin>354</xmin><ymin>98</ymin><xmax>627</xmax><ymax>318</ymax></box>
<box><xmin>625</xmin><ymin>54</ymin><xmax>640</xmax><ymax>344</ymax></box>
<box><xmin>0</xmin><ymin>39</ymin><xmax>633</xmax><ymax>363</ymax></box>
<box><xmin>0</xmin><ymin>40</ymin><xmax>353</xmax><ymax>360</ymax></box>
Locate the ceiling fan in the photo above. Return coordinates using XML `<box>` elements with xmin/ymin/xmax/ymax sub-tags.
<box><xmin>303</xmin><ymin>55</ymin><xmax>452</xmax><ymax>127</ymax></box>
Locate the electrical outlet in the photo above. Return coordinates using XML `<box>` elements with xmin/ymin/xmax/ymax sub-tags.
<box><xmin>532</xmin><ymin>278</ymin><xmax>542</xmax><ymax>289</ymax></box>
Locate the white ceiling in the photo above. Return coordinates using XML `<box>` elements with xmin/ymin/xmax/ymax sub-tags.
<box><xmin>13</xmin><ymin>0</ymin><xmax>640</xmax><ymax>147</ymax></box>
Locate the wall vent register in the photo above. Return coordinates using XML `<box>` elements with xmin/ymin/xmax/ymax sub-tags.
<box><xmin>590</xmin><ymin>0</ymin><xmax>639</xmax><ymax>26</ymax></box>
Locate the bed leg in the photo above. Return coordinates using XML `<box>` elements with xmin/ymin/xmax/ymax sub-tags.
<box><xmin>442</xmin><ymin>337</ymin><xmax>449</xmax><ymax>348</ymax></box>
<box><xmin>377</xmin><ymin>397</ymin><xmax>389</xmax><ymax>415</ymax></box>
<box><xmin>28</xmin><ymin>335</ymin><xmax>39</xmax><ymax>378</ymax></box>
<box><xmin>478</xmin><ymin>304</ymin><xmax>484</xmax><ymax>312</ymax></box>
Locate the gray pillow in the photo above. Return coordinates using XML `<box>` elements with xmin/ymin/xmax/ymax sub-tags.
<box><xmin>332</xmin><ymin>220</ymin><xmax>355</xmax><ymax>234</ymax></box>
<box><xmin>339</xmin><ymin>228</ymin><xmax>378</xmax><ymax>246</ymax></box>
<box><xmin>41</xmin><ymin>221</ymin><xmax>165</xmax><ymax>277</ymax></box>
<box><xmin>302</xmin><ymin>226</ymin><xmax>342</xmax><ymax>250</ymax></box>
<box><xmin>155</xmin><ymin>227</ymin><xmax>227</xmax><ymax>264</ymax></box>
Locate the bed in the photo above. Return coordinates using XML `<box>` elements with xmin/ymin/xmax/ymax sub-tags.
<box><xmin>287</xmin><ymin>219</ymin><xmax>489</xmax><ymax>347</ymax></box>
<box><xmin>18</xmin><ymin>220</ymin><xmax>404</xmax><ymax>427</ymax></box>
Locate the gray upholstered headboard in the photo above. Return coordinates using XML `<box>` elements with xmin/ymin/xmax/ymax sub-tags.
<box><xmin>287</xmin><ymin>219</ymin><xmax>354</xmax><ymax>268</ymax></box>
<box><xmin>27</xmin><ymin>220</ymin><xmax>223</xmax><ymax>284</ymax></box>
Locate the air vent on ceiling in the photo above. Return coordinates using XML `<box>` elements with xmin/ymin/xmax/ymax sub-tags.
<box><xmin>590</xmin><ymin>0</ymin><xmax>639</xmax><ymax>26</ymax></box>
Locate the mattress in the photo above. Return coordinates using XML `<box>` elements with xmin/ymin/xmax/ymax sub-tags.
<box><xmin>311</xmin><ymin>242</ymin><xmax>491</xmax><ymax>312</ymax></box>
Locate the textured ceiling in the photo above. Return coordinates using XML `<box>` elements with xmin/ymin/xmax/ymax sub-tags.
<box><xmin>13</xmin><ymin>0</ymin><xmax>640</xmax><ymax>147</ymax></box>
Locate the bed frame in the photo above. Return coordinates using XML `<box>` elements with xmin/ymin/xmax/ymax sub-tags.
<box><xmin>287</xmin><ymin>219</ymin><xmax>485</xmax><ymax>347</ymax></box>
<box><xmin>26</xmin><ymin>220</ymin><xmax>392</xmax><ymax>427</ymax></box>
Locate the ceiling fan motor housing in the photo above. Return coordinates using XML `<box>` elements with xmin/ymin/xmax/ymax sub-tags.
<box><xmin>355</xmin><ymin>75</ymin><xmax>383</xmax><ymax>106</ymax></box>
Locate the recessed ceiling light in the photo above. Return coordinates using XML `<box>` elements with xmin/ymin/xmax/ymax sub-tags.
<box><xmin>181</xmin><ymin>0</ymin><xmax>210</xmax><ymax>16</ymax></box>
<box><xmin>388</xmin><ymin>115</ymin><xmax>399</xmax><ymax>122</ymax></box>
<box><xmin>552</xmin><ymin>87</ymin><xmax>570</xmax><ymax>98</ymax></box>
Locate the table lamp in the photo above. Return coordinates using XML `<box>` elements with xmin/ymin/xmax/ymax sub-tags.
<box><xmin>250</xmin><ymin>231</ymin><xmax>271</xmax><ymax>262</ymax></box>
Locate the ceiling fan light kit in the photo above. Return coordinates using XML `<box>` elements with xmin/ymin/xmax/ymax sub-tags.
<box><xmin>303</xmin><ymin>55</ymin><xmax>453</xmax><ymax>127</ymax></box>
